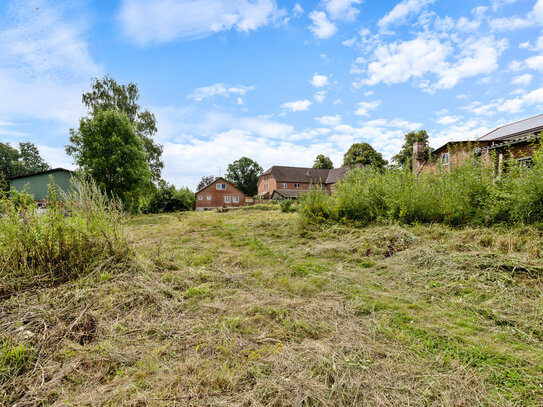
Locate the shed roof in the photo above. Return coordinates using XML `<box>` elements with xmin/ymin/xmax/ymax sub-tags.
<box><xmin>7</xmin><ymin>168</ymin><xmax>74</xmax><ymax>181</ymax></box>
<box><xmin>262</xmin><ymin>166</ymin><xmax>348</xmax><ymax>184</ymax></box>
<box><xmin>477</xmin><ymin>113</ymin><xmax>543</xmax><ymax>141</ymax></box>
<box><xmin>271</xmin><ymin>189</ymin><xmax>305</xmax><ymax>199</ymax></box>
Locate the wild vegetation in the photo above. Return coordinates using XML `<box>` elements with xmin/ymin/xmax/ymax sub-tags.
<box><xmin>300</xmin><ymin>147</ymin><xmax>543</xmax><ymax>227</ymax></box>
<box><xmin>0</xmin><ymin>177</ymin><xmax>135</xmax><ymax>297</ymax></box>
<box><xmin>1</xmin><ymin>208</ymin><xmax>542</xmax><ymax>405</ymax></box>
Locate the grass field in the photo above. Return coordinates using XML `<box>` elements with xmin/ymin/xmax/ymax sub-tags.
<box><xmin>1</xmin><ymin>209</ymin><xmax>543</xmax><ymax>405</ymax></box>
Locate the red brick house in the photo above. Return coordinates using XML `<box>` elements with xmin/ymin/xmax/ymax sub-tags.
<box><xmin>258</xmin><ymin>166</ymin><xmax>349</xmax><ymax>200</ymax></box>
<box><xmin>412</xmin><ymin>114</ymin><xmax>543</xmax><ymax>174</ymax></box>
<box><xmin>195</xmin><ymin>177</ymin><xmax>253</xmax><ymax>211</ymax></box>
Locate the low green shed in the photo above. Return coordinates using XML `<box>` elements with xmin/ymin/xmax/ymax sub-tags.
<box><xmin>8</xmin><ymin>168</ymin><xmax>75</xmax><ymax>201</ymax></box>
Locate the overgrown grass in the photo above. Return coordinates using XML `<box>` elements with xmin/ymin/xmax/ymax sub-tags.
<box><xmin>0</xmin><ymin>177</ymin><xmax>135</xmax><ymax>296</ymax></box>
<box><xmin>1</xmin><ymin>209</ymin><xmax>542</xmax><ymax>405</ymax></box>
<box><xmin>299</xmin><ymin>147</ymin><xmax>543</xmax><ymax>226</ymax></box>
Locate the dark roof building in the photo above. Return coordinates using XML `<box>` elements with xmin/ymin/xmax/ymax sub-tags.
<box><xmin>258</xmin><ymin>165</ymin><xmax>349</xmax><ymax>200</ymax></box>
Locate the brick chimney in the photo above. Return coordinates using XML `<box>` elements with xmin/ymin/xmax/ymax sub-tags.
<box><xmin>412</xmin><ymin>141</ymin><xmax>426</xmax><ymax>173</ymax></box>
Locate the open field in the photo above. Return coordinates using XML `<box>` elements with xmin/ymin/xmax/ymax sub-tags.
<box><xmin>1</xmin><ymin>209</ymin><xmax>543</xmax><ymax>406</ymax></box>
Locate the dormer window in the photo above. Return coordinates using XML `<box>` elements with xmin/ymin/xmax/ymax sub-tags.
<box><xmin>216</xmin><ymin>183</ymin><xmax>226</xmax><ymax>190</ymax></box>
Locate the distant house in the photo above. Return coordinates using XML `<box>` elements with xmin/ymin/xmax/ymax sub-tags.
<box><xmin>258</xmin><ymin>166</ymin><xmax>349</xmax><ymax>200</ymax></box>
<box><xmin>195</xmin><ymin>177</ymin><xmax>253</xmax><ymax>211</ymax></box>
<box><xmin>7</xmin><ymin>168</ymin><xmax>75</xmax><ymax>203</ymax></box>
<box><xmin>413</xmin><ymin>114</ymin><xmax>543</xmax><ymax>173</ymax></box>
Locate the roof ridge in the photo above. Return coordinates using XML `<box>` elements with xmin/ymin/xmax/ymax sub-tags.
<box><xmin>478</xmin><ymin>113</ymin><xmax>543</xmax><ymax>140</ymax></box>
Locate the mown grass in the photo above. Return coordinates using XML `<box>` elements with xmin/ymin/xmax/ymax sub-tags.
<box><xmin>1</xmin><ymin>209</ymin><xmax>542</xmax><ymax>405</ymax></box>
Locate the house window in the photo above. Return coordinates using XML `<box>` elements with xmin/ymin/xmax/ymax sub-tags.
<box><xmin>264</xmin><ymin>184</ymin><xmax>268</xmax><ymax>190</ymax></box>
<box><xmin>308</xmin><ymin>184</ymin><xmax>313</xmax><ymax>189</ymax></box>
<box><xmin>206</xmin><ymin>196</ymin><xmax>211</xmax><ymax>200</ymax></box>
<box><xmin>216</xmin><ymin>183</ymin><xmax>226</xmax><ymax>190</ymax></box>
<box><xmin>198</xmin><ymin>195</ymin><xmax>203</xmax><ymax>200</ymax></box>
<box><xmin>440</xmin><ymin>152</ymin><xmax>450</xmax><ymax>166</ymax></box>
<box><xmin>294</xmin><ymin>183</ymin><xmax>300</xmax><ymax>188</ymax></box>
<box><xmin>282</xmin><ymin>182</ymin><xmax>287</xmax><ymax>188</ymax></box>
<box><xmin>224</xmin><ymin>196</ymin><xmax>231</xmax><ymax>203</ymax></box>
<box><xmin>517</xmin><ymin>157</ymin><xmax>534</xmax><ymax>168</ymax></box>
<box><xmin>233</xmin><ymin>196</ymin><xmax>239</xmax><ymax>203</ymax></box>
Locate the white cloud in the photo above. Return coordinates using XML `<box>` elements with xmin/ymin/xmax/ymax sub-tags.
<box><xmin>119</xmin><ymin>0</ymin><xmax>284</xmax><ymax>45</ymax></box>
<box><xmin>357</xmin><ymin>34</ymin><xmax>507</xmax><ymax>91</ymax></box>
<box><xmin>310</xmin><ymin>74</ymin><xmax>329</xmax><ymax>87</ymax></box>
<box><xmin>490</xmin><ymin>0</ymin><xmax>543</xmax><ymax>31</ymax></box>
<box><xmin>0</xmin><ymin>0</ymin><xmax>101</xmax><ymax>125</ymax></box>
<box><xmin>355</xmin><ymin>100</ymin><xmax>381</xmax><ymax>116</ymax></box>
<box><xmin>316</xmin><ymin>114</ymin><xmax>342</xmax><ymax>125</ymax></box>
<box><xmin>309</xmin><ymin>11</ymin><xmax>337</xmax><ymax>39</ymax></box>
<box><xmin>293</xmin><ymin>3</ymin><xmax>303</xmax><ymax>16</ymax></box>
<box><xmin>342</xmin><ymin>37</ymin><xmax>356</xmax><ymax>46</ymax></box>
<box><xmin>378</xmin><ymin>0</ymin><xmax>435</xmax><ymax>28</ymax></box>
<box><xmin>188</xmin><ymin>83</ymin><xmax>255</xmax><ymax>101</ymax></box>
<box><xmin>511</xmin><ymin>74</ymin><xmax>533</xmax><ymax>85</ymax></box>
<box><xmin>462</xmin><ymin>85</ymin><xmax>543</xmax><ymax>116</ymax></box>
<box><xmin>314</xmin><ymin>91</ymin><xmax>327</xmax><ymax>103</ymax></box>
<box><xmin>281</xmin><ymin>99</ymin><xmax>312</xmax><ymax>112</ymax></box>
<box><xmin>436</xmin><ymin>115</ymin><xmax>460</xmax><ymax>125</ymax></box>
<box><xmin>323</xmin><ymin>0</ymin><xmax>361</xmax><ymax>22</ymax></box>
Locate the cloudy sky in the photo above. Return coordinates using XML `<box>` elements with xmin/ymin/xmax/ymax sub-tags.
<box><xmin>1</xmin><ymin>0</ymin><xmax>543</xmax><ymax>188</ymax></box>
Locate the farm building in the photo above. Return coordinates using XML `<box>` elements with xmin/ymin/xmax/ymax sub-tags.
<box><xmin>413</xmin><ymin>113</ymin><xmax>543</xmax><ymax>173</ymax></box>
<box><xmin>258</xmin><ymin>166</ymin><xmax>349</xmax><ymax>200</ymax></box>
<box><xmin>195</xmin><ymin>177</ymin><xmax>253</xmax><ymax>211</ymax></box>
<box><xmin>7</xmin><ymin>168</ymin><xmax>75</xmax><ymax>202</ymax></box>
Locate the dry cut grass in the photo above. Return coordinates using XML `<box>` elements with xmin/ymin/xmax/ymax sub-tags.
<box><xmin>1</xmin><ymin>210</ymin><xmax>542</xmax><ymax>406</ymax></box>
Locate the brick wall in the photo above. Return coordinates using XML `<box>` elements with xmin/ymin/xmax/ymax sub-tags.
<box><xmin>195</xmin><ymin>179</ymin><xmax>247</xmax><ymax>210</ymax></box>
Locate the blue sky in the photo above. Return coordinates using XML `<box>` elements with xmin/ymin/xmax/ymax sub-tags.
<box><xmin>1</xmin><ymin>0</ymin><xmax>543</xmax><ymax>188</ymax></box>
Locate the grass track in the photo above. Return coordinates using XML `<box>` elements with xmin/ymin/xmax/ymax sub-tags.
<box><xmin>1</xmin><ymin>209</ymin><xmax>542</xmax><ymax>405</ymax></box>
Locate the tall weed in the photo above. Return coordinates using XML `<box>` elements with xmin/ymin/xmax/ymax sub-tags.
<box><xmin>299</xmin><ymin>148</ymin><xmax>543</xmax><ymax>227</ymax></box>
<box><xmin>0</xmin><ymin>176</ymin><xmax>134</xmax><ymax>295</ymax></box>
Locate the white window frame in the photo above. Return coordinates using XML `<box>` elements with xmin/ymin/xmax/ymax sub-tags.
<box><xmin>216</xmin><ymin>183</ymin><xmax>226</xmax><ymax>190</ymax></box>
<box><xmin>198</xmin><ymin>195</ymin><xmax>203</xmax><ymax>200</ymax></box>
<box><xmin>308</xmin><ymin>184</ymin><xmax>313</xmax><ymax>189</ymax></box>
<box><xmin>282</xmin><ymin>182</ymin><xmax>287</xmax><ymax>188</ymax></box>
<box><xmin>224</xmin><ymin>196</ymin><xmax>231</xmax><ymax>203</ymax></box>
<box><xmin>440</xmin><ymin>152</ymin><xmax>450</xmax><ymax>166</ymax></box>
<box><xmin>264</xmin><ymin>184</ymin><xmax>268</xmax><ymax>190</ymax></box>
<box><xmin>233</xmin><ymin>196</ymin><xmax>239</xmax><ymax>203</ymax></box>
<box><xmin>294</xmin><ymin>183</ymin><xmax>300</xmax><ymax>188</ymax></box>
<box><xmin>206</xmin><ymin>195</ymin><xmax>211</xmax><ymax>200</ymax></box>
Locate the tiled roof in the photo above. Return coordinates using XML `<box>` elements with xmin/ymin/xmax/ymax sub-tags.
<box><xmin>271</xmin><ymin>189</ymin><xmax>305</xmax><ymax>199</ymax></box>
<box><xmin>477</xmin><ymin>113</ymin><xmax>543</xmax><ymax>141</ymax></box>
<box><xmin>262</xmin><ymin>166</ymin><xmax>348</xmax><ymax>184</ymax></box>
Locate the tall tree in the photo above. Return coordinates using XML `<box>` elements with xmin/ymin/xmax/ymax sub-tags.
<box><xmin>313</xmin><ymin>154</ymin><xmax>334</xmax><ymax>169</ymax></box>
<box><xmin>343</xmin><ymin>143</ymin><xmax>387</xmax><ymax>169</ymax></box>
<box><xmin>197</xmin><ymin>175</ymin><xmax>215</xmax><ymax>191</ymax></box>
<box><xmin>66</xmin><ymin>110</ymin><xmax>151</xmax><ymax>209</ymax></box>
<box><xmin>19</xmin><ymin>142</ymin><xmax>50</xmax><ymax>173</ymax></box>
<box><xmin>392</xmin><ymin>130</ymin><xmax>432</xmax><ymax>169</ymax></box>
<box><xmin>225</xmin><ymin>157</ymin><xmax>263</xmax><ymax>197</ymax></box>
<box><xmin>78</xmin><ymin>75</ymin><xmax>164</xmax><ymax>182</ymax></box>
<box><xmin>0</xmin><ymin>142</ymin><xmax>49</xmax><ymax>178</ymax></box>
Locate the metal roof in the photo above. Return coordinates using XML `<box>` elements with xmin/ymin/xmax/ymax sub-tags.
<box><xmin>477</xmin><ymin>113</ymin><xmax>543</xmax><ymax>141</ymax></box>
<box><xmin>7</xmin><ymin>167</ymin><xmax>74</xmax><ymax>181</ymax></box>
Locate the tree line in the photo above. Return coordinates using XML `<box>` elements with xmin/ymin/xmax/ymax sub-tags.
<box><xmin>1</xmin><ymin>74</ymin><xmax>433</xmax><ymax>212</ymax></box>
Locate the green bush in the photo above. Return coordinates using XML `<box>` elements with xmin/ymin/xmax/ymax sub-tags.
<box><xmin>280</xmin><ymin>198</ymin><xmax>295</xmax><ymax>213</ymax></box>
<box><xmin>299</xmin><ymin>147</ymin><xmax>543</xmax><ymax>227</ymax></box>
<box><xmin>142</xmin><ymin>182</ymin><xmax>195</xmax><ymax>213</ymax></box>
<box><xmin>0</xmin><ymin>176</ymin><xmax>134</xmax><ymax>294</ymax></box>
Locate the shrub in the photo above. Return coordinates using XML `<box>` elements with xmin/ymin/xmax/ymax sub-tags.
<box><xmin>280</xmin><ymin>198</ymin><xmax>295</xmax><ymax>213</ymax></box>
<box><xmin>298</xmin><ymin>190</ymin><xmax>335</xmax><ymax>224</ymax></box>
<box><xmin>0</xmin><ymin>176</ymin><xmax>134</xmax><ymax>295</ymax></box>
<box><xmin>299</xmin><ymin>147</ymin><xmax>543</xmax><ymax>227</ymax></box>
<box><xmin>142</xmin><ymin>182</ymin><xmax>195</xmax><ymax>213</ymax></box>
